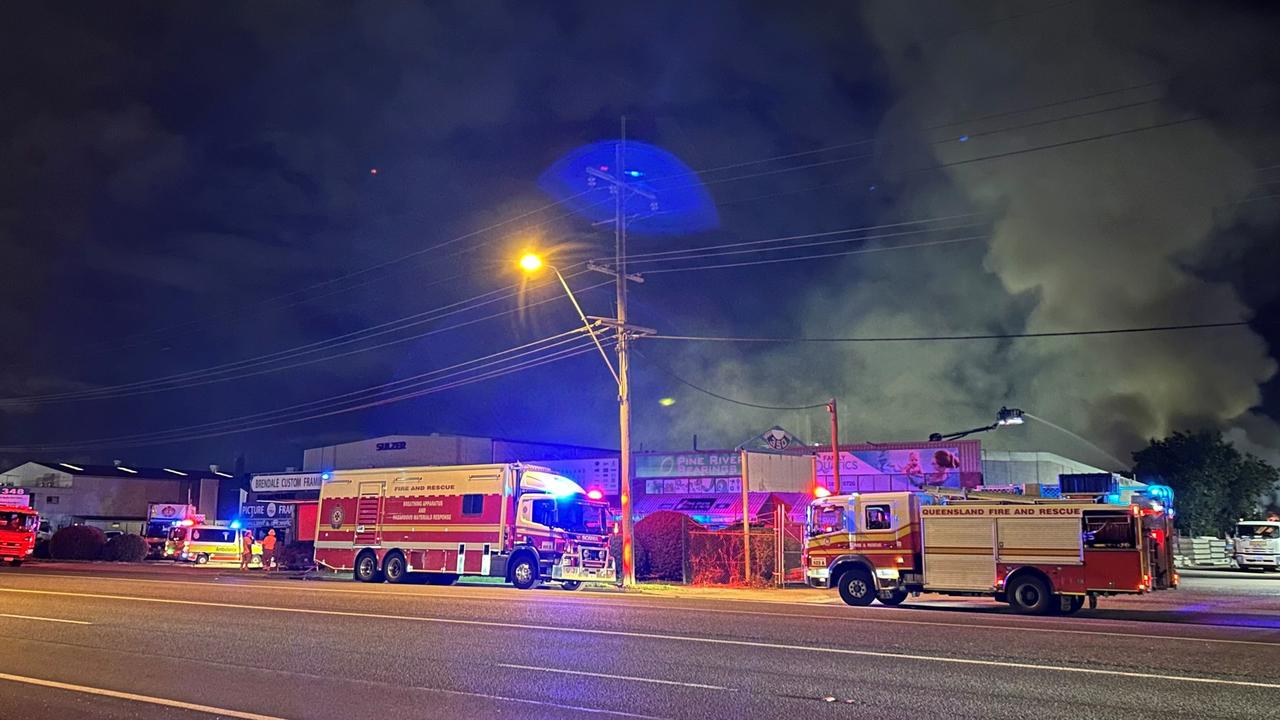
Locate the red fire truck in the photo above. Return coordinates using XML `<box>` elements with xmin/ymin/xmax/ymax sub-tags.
<box><xmin>314</xmin><ymin>463</ymin><xmax>615</xmax><ymax>589</ymax></box>
<box><xmin>804</xmin><ymin>486</ymin><xmax>1177</xmax><ymax>614</ymax></box>
<box><xmin>0</xmin><ymin>488</ymin><xmax>39</xmax><ymax>567</ymax></box>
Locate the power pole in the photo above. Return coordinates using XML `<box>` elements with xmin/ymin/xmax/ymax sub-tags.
<box><xmin>586</xmin><ymin>118</ymin><xmax>655</xmax><ymax>587</ymax></box>
<box><xmin>827</xmin><ymin>399</ymin><xmax>841</xmax><ymax>494</ymax></box>
<box><xmin>616</xmin><ymin>118</ymin><xmax>636</xmax><ymax>587</ymax></box>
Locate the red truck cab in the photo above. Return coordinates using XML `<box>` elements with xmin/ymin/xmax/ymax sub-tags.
<box><xmin>0</xmin><ymin>495</ymin><xmax>39</xmax><ymax>567</ymax></box>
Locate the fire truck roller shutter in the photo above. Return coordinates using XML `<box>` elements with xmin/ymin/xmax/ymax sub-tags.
<box><xmin>923</xmin><ymin>518</ymin><xmax>996</xmax><ymax>591</ymax></box>
<box><xmin>996</xmin><ymin>518</ymin><xmax>1082</xmax><ymax>565</ymax></box>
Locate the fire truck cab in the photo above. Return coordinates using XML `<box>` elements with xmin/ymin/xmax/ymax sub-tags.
<box><xmin>0</xmin><ymin>490</ymin><xmax>39</xmax><ymax>567</ymax></box>
<box><xmin>805</xmin><ymin>487</ymin><xmax>1177</xmax><ymax>614</ymax></box>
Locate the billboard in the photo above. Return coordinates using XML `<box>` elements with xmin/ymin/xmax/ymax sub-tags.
<box><xmin>634</xmin><ymin>452</ymin><xmax>741</xmax><ymax>479</ymax></box>
<box><xmin>816</xmin><ymin>446</ymin><xmax>972</xmax><ymax>490</ymax></box>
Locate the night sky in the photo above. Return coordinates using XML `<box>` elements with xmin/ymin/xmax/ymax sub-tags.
<box><xmin>2</xmin><ymin>1</ymin><xmax>1278</xmax><ymax>473</ymax></box>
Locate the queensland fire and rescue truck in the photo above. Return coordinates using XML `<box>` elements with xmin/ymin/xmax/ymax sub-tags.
<box><xmin>804</xmin><ymin>485</ymin><xmax>1177</xmax><ymax>614</ymax></box>
<box><xmin>314</xmin><ymin>463</ymin><xmax>615</xmax><ymax>589</ymax></box>
<box><xmin>0</xmin><ymin>488</ymin><xmax>39</xmax><ymax>567</ymax></box>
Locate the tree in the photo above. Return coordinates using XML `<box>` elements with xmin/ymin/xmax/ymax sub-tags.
<box><xmin>1132</xmin><ymin>430</ymin><xmax>1279</xmax><ymax>536</ymax></box>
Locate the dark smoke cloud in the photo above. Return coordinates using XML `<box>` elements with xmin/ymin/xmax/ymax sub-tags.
<box><xmin>662</xmin><ymin>0</ymin><xmax>1280</xmax><ymax>467</ymax></box>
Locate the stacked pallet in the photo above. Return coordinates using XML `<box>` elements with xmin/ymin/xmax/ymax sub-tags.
<box><xmin>1175</xmin><ymin>536</ymin><xmax>1231</xmax><ymax>568</ymax></box>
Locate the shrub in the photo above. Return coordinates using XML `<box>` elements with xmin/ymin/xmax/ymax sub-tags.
<box><xmin>689</xmin><ymin>530</ymin><xmax>780</xmax><ymax>586</ymax></box>
<box><xmin>102</xmin><ymin>533</ymin><xmax>149</xmax><ymax>562</ymax></box>
<box><xmin>277</xmin><ymin>541</ymin><xmax>315</xmax><ymax>571</ymax></box>
<box><xmin>634</xmin><ymin>511</ymin><xmax>697</xmax><ymax>581</ymax></box>
<box><xmin>49</xmin><ymin>525</ymin><xmax>107</xmax><ymax>561</ymax></box>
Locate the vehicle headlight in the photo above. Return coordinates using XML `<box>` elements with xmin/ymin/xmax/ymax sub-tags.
<box><xmin>875</xmin><ymin>567</ymin><xmax>899</xmax><ymax>579</ymax></box>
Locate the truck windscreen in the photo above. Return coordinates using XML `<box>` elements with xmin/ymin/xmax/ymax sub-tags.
<box><xmin>1237</xmin><ymin>524</ymin><xmax>1279</xmax><ymax>538</ymax></box>
<box><xmin>555</xmin><ymin>499</ymin><xmax>606</xmax><ymax>534</ymax></box>
<box><xmin>0</xmin><ymin>511</ymin><xmax>36</xmax><ymax>532</ymax></box>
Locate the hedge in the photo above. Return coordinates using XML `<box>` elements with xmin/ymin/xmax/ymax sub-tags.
<box><xmin>634</xmin><ymin>511</ymin><xmax>697</xmax><ymax>582</ymax></box>
<box><xmin>102</xmin><ymin>533</ymin><xmax>149</xmax><ymax>562</ymax></box>
<box><xmin>49</xmin><ymin>524</ymin><xmax>107</xmax><ymax>560</ymax></box>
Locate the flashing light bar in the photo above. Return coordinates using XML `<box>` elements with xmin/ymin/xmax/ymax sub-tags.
<box><xmin>586</xmin><ymin>489</ymin><xmax>604</xmax><ymax>501</ymax></box>
<box><xmin>163</xmin><ymin>468</ymin><xmax>188</xmax><ymax>477</ymax></box>
<box><xmin>229</xmin><ymin>520</ymin><xmax>242</xmax><ymax>530</ymax></box>
<box><xmin>117</xmin><ymin>466</ymin><xmax>139</xmax><ymax>474</ymax></box>
<box><xmin>813</xmin><ymin>486</ymin><xmax>831</xmax><ymax>498</ymax></box>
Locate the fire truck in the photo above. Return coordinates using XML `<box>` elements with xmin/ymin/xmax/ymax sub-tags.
<box><xmin>804</xmin><ymin>485</ymin><xmax>1177</xmax><ymax>614</ymax></box>
<box><xmin>0</xmin><ymin>488</ymin><xmax>39</xmax><ymax>567</ymax></box>
<box><xmin>314</xmin><ymin>463</ymin><xmax>615</xmax><ymax>589</ymax></box>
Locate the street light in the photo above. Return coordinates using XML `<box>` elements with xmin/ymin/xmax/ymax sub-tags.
<box><xmin>518</xmin><ymin>252</ymin><xmax>619</xmax><ymax>385</ymax></box>
<box><xmin>519</xmin><ymin>252</ymin><xmax>635</xmax><ymax>586</ymax></box>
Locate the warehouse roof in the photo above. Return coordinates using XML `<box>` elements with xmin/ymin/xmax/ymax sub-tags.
<box><xmin>24</xmin><ymin>461</ymin><xmax>233</xmax><ymax>481</ymax></box>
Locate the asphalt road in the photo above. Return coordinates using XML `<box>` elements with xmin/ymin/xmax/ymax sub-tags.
<box><xmin>0</xmin><ymin>564</ymin><xmax>1277</xmax><ymax>720</ymax></box>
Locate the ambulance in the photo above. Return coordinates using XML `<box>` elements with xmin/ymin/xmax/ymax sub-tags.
<box><xmin>165</xmin><ymin>522</ymin><xmax>243</xmax><ymax>565</ymax></box>
<box><xmin>314</xmin><ymin>463</ymin><xmax>615</xmax><ymax>589</ymax></box>
<box><xmin>804</xmin><ymin>485</ymin><xmax>1177</xmax><ymax>614</ymax></box>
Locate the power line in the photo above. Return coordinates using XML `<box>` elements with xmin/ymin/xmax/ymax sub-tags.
<box><xmin>1</xmin><ymin>270</ymin><xmax>605</xmax><ymax>406</ymax></box>
<box><xmin>640</xmin><ymin>235</ymin><xmax>983</xmax><ymax>275</ymax></box>
<box><xmin>661</xmin><ymin>93</ymin><xmax>1182</xmax><ymax>196</ymax></box>
<box><xmin>636</xmin><ymin>349</ymin><xmax>828</xmax><ymax>411</ymax></box>
<box><xmin>611</xmin><ymin>212</ymin><xmax>991</xmax><ymax>263</ymax></box>
<box><xmin>4</xmin><ymin>333</ymin><xmax>612</xmax><ymax>451</ymax></box>
<box><xmin>623</xmin><ymin>221</ymin><xmax>988</xmax><ymax>267</ymax></box>
<box><xmin>54</xmin><ymin>86</ymin><xmax>1191</xmax><ymax>378</ymax></box>
<box><xmin>67</xmin><ymin>192</ymin><xmax>597</xmax><ymax>360</ymax></box>
<box><xmin>646</xmin><ymin>320</ymin><xmax>1254</xmax><ymax>344</ymax></box>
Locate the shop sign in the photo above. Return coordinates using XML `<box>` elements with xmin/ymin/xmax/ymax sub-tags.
<box><xmin>251</xmin><ymin>473</ymin><xmax>323</xmax><ymax>492</ymax></box>
<box><xmin>240</xmin><ymin>501</ymin><xmax>296</xmax><ymax>529</ymax></box>
<box><xmin>635</xmin><ymin>452</ymin><xmax>741</xmax><ymax>479</ymax></box>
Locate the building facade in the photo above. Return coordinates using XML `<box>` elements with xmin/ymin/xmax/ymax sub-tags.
<box><xmin>0</xmin><ymin>461</ymin><xmax>231</xmax><ymax>533</ymax></box>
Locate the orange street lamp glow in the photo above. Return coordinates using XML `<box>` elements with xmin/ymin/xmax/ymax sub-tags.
<box><xmin>519</xmin><ymin>253</ymin><xmax>543</xmax><ymax>272</ymax></box>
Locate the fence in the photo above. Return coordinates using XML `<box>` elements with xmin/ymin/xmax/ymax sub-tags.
<box><xmin>684</xmin><ymin>512</ymin><xmax>806</xmax><ymax>587</ymax></box>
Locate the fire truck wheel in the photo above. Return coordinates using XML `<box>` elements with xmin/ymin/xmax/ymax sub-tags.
<box><xmin>837</xmin><ymin>568</ymin><xmax>876</xmax><ymax>606</ymax></box>
<box><xmin>9</xmin><ymin>559</ymin><xmax>22</xmax><ymax>567</ymax></box>
<box><xmin>878</xmin><ymin>588</ymin><xmax>909</xmax><ymax>606</ymax></box>
<box><xmin>561</xmin><ymin>581</ymin><xmax>582</xmax><ymax>591</ymax></box>
<box><xmin>383</xmin><ymin>552</ymin><xmax>408</xmax><ymax>584</ymax></box>
<box><xmin>510</xmin><ymin>555</ymin><xmax>540</xmax><ymax>590</ymax></box>
<box><xmin>354</xmin><ymin>552</ymin><xmax>382</xmax><ymax>583</ymax></box>
<box><xmin>1007</xmin><ymin>575</ymin><xmax>1052</xmax><ymax>615</ymax></box>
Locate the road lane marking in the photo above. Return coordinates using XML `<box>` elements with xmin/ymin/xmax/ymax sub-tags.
<box><xmin>3</xmin><ymin>587</ymin><xmax>1278</xmax><ymax>690</ymax></box>
<box><xmin>498</xmin><ymin>663</ymin><xmax>734</xmax><ymax>690</ymax></box>
<box><xmin>0</xmin><ymin>671</ymin><xmax>286</xmax><ymax>719</ymax></box>
<box><xmin>7</xmin><ymin>573</ymin><xmax>1277</xmax><ymax>648</ymax></box>
<box><xmin>0</xmin><ymin>613</ymin><xmax>90</xmax><ymax>625</ymax></box>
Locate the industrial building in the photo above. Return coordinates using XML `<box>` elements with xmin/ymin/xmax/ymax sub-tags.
<box><xmin>0</xmin><ymin>461</ymin><xmax>237</xmax><ymax>534</ymax></box>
